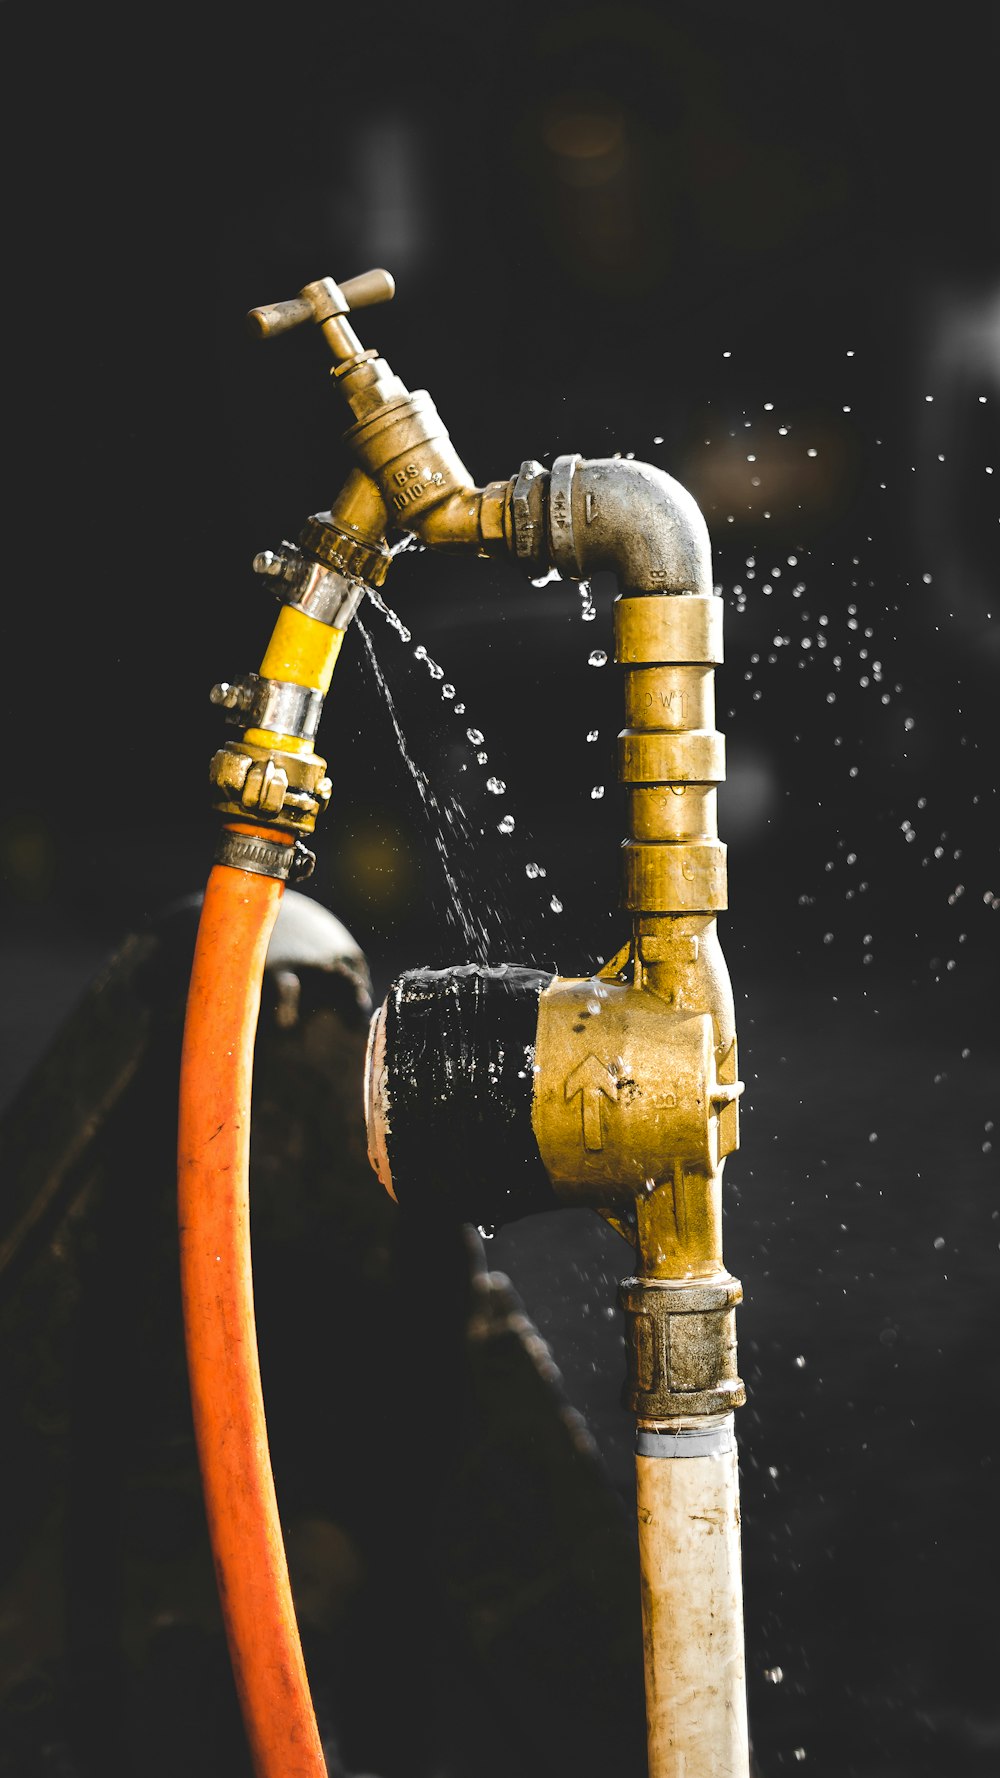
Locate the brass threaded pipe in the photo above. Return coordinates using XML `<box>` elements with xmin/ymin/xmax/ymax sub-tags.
<box><xmin>615</xmin><ymin>592</ymin><xmax>728</xmax><ymax>920</ymax></box>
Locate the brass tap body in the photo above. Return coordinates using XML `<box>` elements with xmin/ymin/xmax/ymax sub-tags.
<box><xmin>248</xmin><ymin>269</ymin><xmax>508</xmax><ymax>559</ymax></box>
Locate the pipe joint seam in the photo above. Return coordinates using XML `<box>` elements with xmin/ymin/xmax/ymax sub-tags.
<box><xmin>635</xmin><ymin>1419</ymin><xmax>736</xmax><ymax>1459</ymax></box>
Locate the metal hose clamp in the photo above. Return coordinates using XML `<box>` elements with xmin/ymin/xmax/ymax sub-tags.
<box><xmin>213</xmin><ymin>829</ymin><xmax>316</xmax><ymax>881</ymax></box>
<box><xmin>252</xmin><ymin>546</ymin><xmax>368</xmax><ymax>628</ymax></box>
<box><xmin>210</xmin><ymin>674</ymin><xmax>324</xmax><ymax>743</ymax></box>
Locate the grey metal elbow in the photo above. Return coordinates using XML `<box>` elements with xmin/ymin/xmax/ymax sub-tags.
<box><xmin>506</xmin><ymin>455</ymin><xmax>713</xmax><ymax>595</ymax></box>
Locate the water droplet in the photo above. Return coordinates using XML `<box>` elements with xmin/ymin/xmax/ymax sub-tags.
<box><xmin>497</xmin><ymin>813</ymin><xmax>515</xmax><ymax>834</ymax></box>
<box><xmin>466</xmin><ymin>728</ymin><xmax>484</xmax><ymax>746</ymax></box>
<box><xmin>486</xmin><ymin>776</ymin><xmax>506</xmax><ymax>795</ymax></box>
<box><xmin>764</xmin><ymin>1667</ymin><xmax>784</xmax><ymax>1685</ymax></box>
<box><xmin>550</xmin><ymin>895</ymin><xmax>563</xmax><ymax>913</ymax></box>
<box><xmin>454</xmin><ymin>703</ymin><xmax>465</xmax><ymax>714</ymax></box>
<box><xmin>794</xmin><ymin>1355</ymin><xmax>807</xmax><ymax>1368</ymax></box>
<box><xmin>477</xmin><ymin>750</ymin><xmax>488</xmax><ymax>765</ymax></box>
<box><xmin>588</xmin><ymin>649</ymin><xmax>608</xmax><ymax>667</ymax></box>
<box><xmin>591</xmin><ymin>785</ymin><xmax>605</xmax><ymax>799</ymax></box>
<box><xmin>442</xmin><ymin>684</ymin><xmax>455</xmax><ymax>699</ymax></box>
<box><xmin>477</xmin><ymin>1224</ymin><xmax>496</xmax><ymax>1240</ymax></box>
<box><xmin>587</xmin><ymin>729</ymin><xmax>599</xmax><ymax>742</ymax></box>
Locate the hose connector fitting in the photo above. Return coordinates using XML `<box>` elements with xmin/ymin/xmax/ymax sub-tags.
<box><xmin>208</xmin><ymin>738</ymin><xmax>332</xmax><ymax>835</ymax></box>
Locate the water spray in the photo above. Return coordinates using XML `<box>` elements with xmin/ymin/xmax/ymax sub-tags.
<box><xmin>180</xmin><ymin>264</ymin><xmax>749</xmax><ymax>1777</ymax></box>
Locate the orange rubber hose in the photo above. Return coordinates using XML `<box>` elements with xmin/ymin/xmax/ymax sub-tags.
<box><xmin>178</xmin><ymin>855</ymin><xmax>328</xmax><ymax>1778</ymax></box>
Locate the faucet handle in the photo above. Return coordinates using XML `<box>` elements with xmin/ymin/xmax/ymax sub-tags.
<box><xmin>247</xmin><ymin>269</ymin><xmax>395</xmax><ymax>342</ymax></box>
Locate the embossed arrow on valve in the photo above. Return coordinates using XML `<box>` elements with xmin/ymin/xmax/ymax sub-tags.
<box><xmin>565</xmin><ymin>1054</ymin><xmax>620</xmax><ymax>1152</ymax></box>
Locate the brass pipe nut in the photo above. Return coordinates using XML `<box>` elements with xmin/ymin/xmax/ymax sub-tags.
<box><xmin>209</xmin><ymin>740</ymin><xmax>331</xmax><ymax>835</ymax></box>
<box><xmin>619</xmin><ymin>728</ymin><xmax>726</xmax><ymax>785</ymax></box>
<box><xmin>510</xmin><ymin>459</ymin><xmax>548</xmax><ymax>569</ymax></box>
<box><xmin>619</xmin><ymin>1275</ymin><xmax>745</xmax><ymax>1419</ymax></box>
<box><xmin>298</xmin><ymin>513</ymin><xmax>391</xmax><ymax>588</ymax></box>
<box><xmin>622</xmin><ymin>840</ymin><xmax>729</xmax><ymax>914</ymax></box>
<box><xmin>615</xmin><ymin>593</ymin><xmax>724</xmax><ymax>666</ymax></box>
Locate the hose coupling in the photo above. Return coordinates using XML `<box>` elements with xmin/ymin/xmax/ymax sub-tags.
<box><xmin>253</xmin><ymin>513</ymin><xmax>388</xmax><ymax>630</ymax></box>
<box><xmin>619</xmin><ymin>1274</ymin><xmax>745</xmax><ymax>1420</ymax></box>
<box><xmin>208</xmin><ymin>738</ymin><xmax>332</xmax><ymax>835</ymax></box>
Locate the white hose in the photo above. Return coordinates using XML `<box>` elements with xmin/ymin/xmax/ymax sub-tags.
<box><xmin>635</xmin><ymin>1416</ymin><xmax>750</xmax><ymax>1778</ymax></box>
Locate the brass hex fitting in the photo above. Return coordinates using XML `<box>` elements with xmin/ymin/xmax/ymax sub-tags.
<box><xmin>298</xmin><ymin>508</ymin><xmax>391</xmax><ymax>589</ymax></box>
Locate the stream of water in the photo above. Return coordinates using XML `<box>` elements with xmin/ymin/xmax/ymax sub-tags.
<box><xmin>359</xmin><ymin>584</ymin><xmax>580</xmax><ymax>955</ymax></box>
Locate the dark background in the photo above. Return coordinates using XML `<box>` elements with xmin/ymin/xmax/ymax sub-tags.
<box><xmin>3</xmin><ymin>3</ymin><xmax>999</xmax><ymax>1774</ymax></box>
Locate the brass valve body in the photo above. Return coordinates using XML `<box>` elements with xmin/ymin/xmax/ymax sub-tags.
<box><xmin>531</xmin><ymin>978</ymin><xmax>738</xmax><ymax>1240</ymax></box>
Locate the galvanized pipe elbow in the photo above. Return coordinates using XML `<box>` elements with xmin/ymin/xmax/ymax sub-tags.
<box><xmin>509</xmin><ymin>455</ymin><xmax>713</xmax><ymax>595</ymax></box>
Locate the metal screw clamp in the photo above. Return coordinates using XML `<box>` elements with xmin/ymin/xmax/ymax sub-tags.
<box><xmin>213</xmin><ymin>829</ymin><xmax>316</xmax><ymax>882</ymax></box>
<box><xmin>252</xmin><ymin>546</ymin><xmax>370</xmax><ymax>627</ymax></box>
<box><xmin>210</xmin><ymin>674</ymin><xmax>324</xmax><ymax>743</ymax></box>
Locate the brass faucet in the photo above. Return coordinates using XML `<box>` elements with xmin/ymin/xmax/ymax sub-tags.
<box><xmin>222</xmin><ymin>268</ymin><xmax>750</xmax><ymax>1778</ymax></box>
